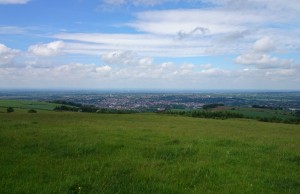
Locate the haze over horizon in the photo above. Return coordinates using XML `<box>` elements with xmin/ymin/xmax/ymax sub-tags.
<box><xmin>0</xmin><ymin>0</ymin><xmax>300</xmax><ymax>90</ymax></box>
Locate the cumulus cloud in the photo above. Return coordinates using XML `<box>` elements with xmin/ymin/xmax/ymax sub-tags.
<box><xmin>235</xmin><ymin>36</ymin><xmax>293</xmax><ymax>69</ymax></box>
<box><xmin>0</xmin><ymin>43</ymin><xmax>19</xmax><ymax>66</ymax></box>
<box><xmin>101</xmin><ymin>50</ymin><xmax>156</xmax><ymax>67</ymax></box>
<box><xmin>265</xmin><ymin>69</ymin><xmax>296</xmax><ymax>77</ymax></box>
<box><xmin>101</xmin><ymin>50</ymin><xmax>135</xmax><ymax>65</ymax></box>
<box><xmin>253</xmin><ymin>36</ymin><xmax>275</xmax><ymax>53</ymax></box>
<box><xmin>96</xmin><ymin>65</ymin><xmax>112</xmax><ymax>73</ymax></box>
<box><xmin>200</xmin><ymin>68</ymin><xmax>229</xmax><ymax>76</ymax></box>
<box><xmin>0</xmin><ymin>0</ymin><xmax>30</xmax><ymax>4</ymax></box>
<box><xmin>235</xmin><ymin>52</ymin><xmax>292</xmax><ymax>69</ymax></box>
<box><xmin>0</xmin><ymin>58</ymin><xmax>298</xmax><ymax>89</ymax></box>
<box><xmin>28</xmin><ymin>41</ymin><xmax>65</xmax><ymax>57</ymax></box>
<box><xmin>138</xmin><ymin>57</ymin><xmax>153</xmax><ymax>67</ymax></box>
<box><xmin>52</xmin><ymin>63</ymin><xmax>112</xmax><ymax>77</ymax></box>
<box><xmin>172</xmin><ymin>63</ymin><xmax>195</xmax><ymax>75</ymax></box>
<box><xmin>20</xmin><ymin>63</ymin><xmax>113</xmax><ymax>83</ymax></box>
<box><xmin>201</xmin><ymin>64</ymin><xmax>213</xmax><ymax>69</ymax></box>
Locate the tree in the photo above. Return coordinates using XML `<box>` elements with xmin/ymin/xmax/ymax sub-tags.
<box><xmin>28</xmin><ymin>109</ymin><xmax>37</xmax><ymax>113</ymax></box>
<box><xmin>295</xmin><ymin>110</ymin><xmax>300</xmax><ymax>117</ymax></box>
<box><xmin>7</xmin><ymin>107</ymin><xmax>14</xmax><ymax>113</ymax></box>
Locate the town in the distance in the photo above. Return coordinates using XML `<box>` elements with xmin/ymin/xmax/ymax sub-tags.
<box><xmin>1</xmin><ymin>90</ymin><xmax>300</xmax><ymax>112</ymax></box>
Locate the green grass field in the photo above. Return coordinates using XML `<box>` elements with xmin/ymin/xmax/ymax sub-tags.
<box><xmin>0</xmin><ymin>100</ymin><xmax>61</xmax><ymax>112</ymax></box>
<box><xmin>1</xmin><ymin>110</ymin><xmax>300</xmax><ymax>193</ymax></box>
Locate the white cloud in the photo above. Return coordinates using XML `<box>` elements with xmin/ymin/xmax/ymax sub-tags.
<box><xmin>54</xmin><ymin>0</ymin><xmax>300</xmax><ymax>58</ymax></box>
<box><xmin>138</xmin><ymin>57</ymin><xmax>153</xmax><ymax>67</ymax></box>
<box><xmin>253</xmin><ymin>36</ymin><xmax>275</xmax><ymax>53</ymax></box>
<box><xmin>55</xmin><ymin>33</ymin><xmax>175</xmax><ymax>47</ymax></box>
<box><xmin>1</xmin><ymin>0</ymin><xmax>299</xmax><ymax>89</ymax></box>
<box><xmin>0</xmin><ymin>43</ymin><xmax>19</xmax><ymax>65</ymax></box>
<box><xmin>200</xmin><ymin>68</ymin><xmax>229</xmax><ymax>76</ymax></box>
<box><xmin>55</xmin><ymin>33</ymin><xmax>229</xmax><ymax>57</ymax></box>
<box><xmin>96</xmin><ymin>65</ymin><xmax>112</xmax><ymax>73</ymax></box>
<box><xmin>0</xmin><ymin>58</ymin><xmax>298</xmax><ymax>89</ymax></box>
<box><xmin>28</xmin><ymin>41</ymin><xmax>65</xmax><ymax>57</ymax></box>
<box><xmin>201</xmin><ymin>64</ymin><xmax>213</xmax><ymax>69</ymax></box>
<box><xmin>103</xmin><ymin>0</ymin><xmax>125</xmax><ymax>6</ymax></box>
<box><xmin>173</xmin><ymin>63</ymin><xmax>195</xmax><ymax>75</ymax></box>
<box><xmin>265</xmin><ymin>69</ymin><xmax>296</xmax><ymax>77</ymax></box>
<box><xmin>0</xmin><ymin>26</ymin><xmax>26</xmax><ymax>34</ymax></box>
<box><xmin>129</xmin><ymin>9</ymin><xmax>265</xmax><ymax>36</ymax></box>
<box><xmin>101</xmin><ymin>50</ymin><xmax>135</xmax><ymax>65</ymax></box>
<box><xmin>177</xmin><ymin>27</ymin><xmax>210</xmax><ymax>39</ymax></box>
<box><xmin>235</xmin><ymin>52</ymin><xmax>292</xmax><ymax>69</ymax></box>
<box><xmin>40</xmin><ymin>63</ymin><xmax>112</xmax><ymax>79</ymax></box>
<box><xmin>205</xmin><ymin>0</ymin><xmax>300</xmax><ymax>12</ymax></box>
<box><xmin>180</xmin><ymin>63</ymin><xmax>195</xmax><ymax>70</ymax></box>
<box><xmin>0</xmin><ymin>0</ymin><xmax>30</xmax><ymax>4</ymax></box>
<box><xmin>101</xmin><ymin>0</ymin><xmax>175</xmax><ymax>7</ymax></box>
<box><xmin>235</xmin><ymin>36</ymin><xmax>293</xmax><ymax>69</ymax></box>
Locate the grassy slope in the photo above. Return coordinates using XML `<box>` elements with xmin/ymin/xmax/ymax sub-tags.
<box><xmin>0</xmin><ymin>111</ymin><xmax>300</xmax><ymax>194</ymax></box>
<box><xmin>0</xmin><ymin>100</ymin><xmax>61</xmax><ymax>112</ymax></box>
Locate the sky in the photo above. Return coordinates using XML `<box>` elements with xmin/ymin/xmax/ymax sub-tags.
<box><xmin>0</xmin><ymin>0</ymin><xmax>300</xmax><ymax>90</ymax></box>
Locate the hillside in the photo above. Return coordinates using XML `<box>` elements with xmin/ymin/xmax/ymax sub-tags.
<box><xmin>0</xmin><ymin>111</ymin><xmax>300</xmax><ymax>193</ymax></box>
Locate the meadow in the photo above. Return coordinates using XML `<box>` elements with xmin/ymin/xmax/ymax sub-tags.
<box><xmin>0</xmin><ymin>109</ymin><xmax>300</xmax><ymax>193</ymax></box>
<box><xmin>0</xmin><ymin>100</ymin><xmax>61</xmax><ymax>112</ymax></box>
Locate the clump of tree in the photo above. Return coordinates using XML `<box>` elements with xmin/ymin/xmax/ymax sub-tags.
<box><xmin>283</xmin><ymin>117</ymin><xmax>300</xmax><ymax>124</ymax></box>
<box><xmin>202</xmin><ymin>103</ymin><xmax>224</xmax><ymax>110</ymax></box>
<box><xmin>49</xmin><ymin>100</ymin><xmax>82</xmax><ymax>107</ymax></box>
<box><xmin>80</xmin><ymin>105</ymin><xmax>99</xmax><ymax>113</ymax></box>
<box><xmin>258</xmin><ymin>116</ymin><xmax>282</xmax><ymax>123</ymax></box>
<box><xmin>7</xmin><ymin>107</ymin><xmax>14</xmax><ymax>113</ymax></box>
<box><xmin>259</xmin><ymin>116</ymin><xmax>300</xmax><ymax>124</ymax></box>
<box><xmin>252</xmin><ymin>105</ymin><xmax>270</xmax><ymax>109</ymax></box>
<box><xmin>160</xmin><ymin>109</ymin><xmax>243</xmax><ymax>120</ymax></box>
<box><xmin>160</xmin><ymin>109</ymin><xmax>300</xmax><ymax>124</ymax></box>
<box><xmin>252</xmin><ymin>105</ymin><xmax>283</xmax><ymax>110</ymax></box>
<box><xmin>295</xmin><ymin>110</ymin><xmax>300</xmax><ymax>117</ymax></box>
<box><xmin>28</xmin><ymin>109</ymin><xmax>37</xmax><ymax>113</ymax></box>
<box><xmin>52</xmin><ymin>101</ymin><xmax>99</xmax><ymax>113</ymax></box>
<box><xmin>54</xmin><ymin>105</ymin><xmax>79</xmax><ymax>112</ymax></box>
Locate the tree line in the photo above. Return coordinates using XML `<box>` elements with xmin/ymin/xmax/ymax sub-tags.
<box><xmin>159</xmin><ymin>109</ymin><xmax>300</xmax><ymax>124</ymax></box>
<box><xmin>160</xmin><ymin>109</ymin><xmax>243</xmax><ymax>119</ymax></box>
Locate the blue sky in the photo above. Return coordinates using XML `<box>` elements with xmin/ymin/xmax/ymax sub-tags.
<box><xmin>0</xmin><ymin>0</ymin><xmax>300</xmax><ymax>90</ymax></box>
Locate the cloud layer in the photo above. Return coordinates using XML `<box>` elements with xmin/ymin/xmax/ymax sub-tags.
<box><xmin>53</xmin><ymin>0</ymin><xmax>300</xmax><ymax>58</ymax></box>
<box><xmin>0</xmin><ymin>0</ymin><xmax>299</xmax><ymax>89</ymax></box>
